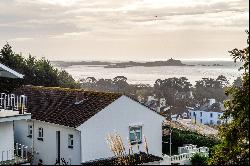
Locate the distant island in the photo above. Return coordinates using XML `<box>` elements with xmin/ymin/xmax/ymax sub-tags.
<box><xmin>104</xmin><ymin>58</ymin><xmax>185</xmax><ymax>68</ymax></box>
<box><xmin>52</xmin><ymin>58</ymin><xmax>186</xmax><ymax>68</ymax></box>
<box><xmin>52</xmin><ymin>59</ymin><xmax>227</xmax><ymax>69</ymax></box>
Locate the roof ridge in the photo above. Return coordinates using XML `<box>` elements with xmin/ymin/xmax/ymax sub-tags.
<box><xmin>22</xmin><ymin>85</ymin><xmax>122</xmax><ymax>96</ymax></box>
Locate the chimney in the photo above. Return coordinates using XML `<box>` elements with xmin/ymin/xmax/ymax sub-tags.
<box><xmin>208</xmin><ymin>99</ymin><xmax>216</xmax><ymax>106</ymax></box>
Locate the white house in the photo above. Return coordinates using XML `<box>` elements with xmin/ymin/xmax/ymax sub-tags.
<box><xmin>188</xmin><ymin>99</ymin><xmax>225</xmax><ymax>125</ymax></box>
<box><xmin>14</xmin><ymin>86</ymin><xmax>166</xmax><ymax>165</ymax></box>
<box><xmin>0</xmin><ymin>63</ymin><xmax>31</xmax><ymax>164</ymax></box>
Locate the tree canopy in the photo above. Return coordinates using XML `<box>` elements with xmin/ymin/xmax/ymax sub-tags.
<box><xmin>208</xmin><ymin>31</ymin><xmax>249</xmax><ymax>165</ymax></box>
<box><xmin>194</xmin><ymin>76</ymin><xmax>228</xmax><ymax>104</ymax></box>
<box><xmin>0</xmin><ymin>43</ymin><xmax>80</xmax><ymax>92</ymax></box>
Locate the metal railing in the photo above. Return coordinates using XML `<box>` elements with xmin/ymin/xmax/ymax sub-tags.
<box><xmin>160</xmin><ymin>145</ymin><xmax>209</xmax><ymax>165</ymax></box>
<box><xmin>0</xmin><ymin>143</ymin><xmax>29</xmax><ymax>165</ymax></box>
<box><xmin>0</xmin><ymin>93</ymin><xmax>27</xmax><ymax>114</ymax></box>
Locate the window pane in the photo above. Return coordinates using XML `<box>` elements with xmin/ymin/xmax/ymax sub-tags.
<box><xmin>129</xmin><ymin>133</ymin><xmax>135</xmax><ymax>142</ymax></box>
<box><xmin>129</xmin><ymin>126</ymin><xmax>142</xmax><ymax>143</ymax></box>
<box><xmin>68</xmin><ymin>135</ymin><xmax>74</xmax><ymax>147</ymax></box>
<box><xmin>136</xmin><ymin>132</ymin><xmax>141</xmax><ymax>141</ymax></box>
<box><xmin>38</xmin><ymin>128</ymin><xmax>43</xmax><ymax>138</ymax></box>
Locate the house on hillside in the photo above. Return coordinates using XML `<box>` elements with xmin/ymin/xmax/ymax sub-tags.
<box><xmin>14</xmin><ymin>86</ymin><xmax>165</xmax><ymax>165</ymax></box>
<box><xmin>161</xmin><ymin>106</ymin><xmax>190</xmax><ymax>121</ymax></box>
<box><xmin>175</xmin><ymin>91</ymin><xmax>194</xmax><ymax>100</ymax></box>
<box><xmin>188</xmin><ymin>99</ymin><xmax>225</xmax><ymax>125</ymax></box>
<box><xmin>0</xmin><ymin>63</ymin><xmax>31</xmax><ymax>164</ymax></box>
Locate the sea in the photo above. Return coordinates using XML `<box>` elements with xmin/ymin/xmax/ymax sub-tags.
<box><xmin>54</xmin><ymin>60</ymin><xmax>243</xmax><ymax>86</ymax></box>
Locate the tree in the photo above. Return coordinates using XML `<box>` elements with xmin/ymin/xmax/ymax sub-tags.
<box><xmin>154</xmin><ymin>77</ymin><xmax>192</xmax><ymax>106</ymax></box>
<box><xmin>194</xmin><ymin>77</ymin><xmax>228</xmax><ymax>104</ymax></box>
<box><xmin>191</xmin><ymin>153</ymin><xmax>208</xmax><ymax>165</ymax></box>
<box><xmin>96</xmin><ymin>78</ymin><xmax>114</xmax><ymax>92</ymax></box>
<box><xmin>208</xmin><ymin>31</ymin><xmax>249</xmax><ymax>165</ymax></box>
<box><xmin>113</xmin><ymin>76</ymin><xmax>129</xmax><ymax>93</ymax></box>
<box><xmin>0</xmin><ymin>43</ymin><xmax>80</xmax><ymax>92</ymax></box>
<box><xmin>216</xmin><ymin>75</ymin><xmax>229</xmax><ymax>88</ymax></box>
<box><xmin>233</xmin><ymin>77</ymin><xmax>243</xmax><ymax>87</ymax></box>
<box><xmin>58</xmin><ymin>70</ymin><xmax>80</xmax><ymax>89</ymax></box>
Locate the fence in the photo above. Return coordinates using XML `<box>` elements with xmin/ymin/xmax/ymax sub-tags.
<box><xmin>0</xmin><ymin>143</ymin><xmax>29</xmax><ymax>165</ymax></box>
<box><xmin>143</xmin><ymin>145</ymin><xmax>209</xmax><ymax>165</ymax></box>
<box><xmin>0</xmin><ymin>93</ymin><xmax>27</xmax><ymax>113</ymax></box>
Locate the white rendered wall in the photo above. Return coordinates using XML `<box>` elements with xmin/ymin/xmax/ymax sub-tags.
<box><xmin>14</xmin><ymin>120</ymin><xmax>81</xmax><ymax>165</ymax></box>
<box><xmin>77</xmin><ymin>96</ymin><xmax>165</xmax><ymax>163</ymax></box>
<box><xmin>0</xmin><ymin>121</ymin><xmax>14</xmax><ymax>162</ymax></box>
<box><xmin>189</xmin><ymin>111</ymin><xmax>223</xmax><ymax>125</ymax></box>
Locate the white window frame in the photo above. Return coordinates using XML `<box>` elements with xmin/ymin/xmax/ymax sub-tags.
<box><xmin>28</xmin><ymin>124</ymin><xmax>33</xmax><ymax>138</ymax></box>
<box><xmin>68</xmin><ymin>134</ymin><xmax>74</xmax><ymax>148</ymax></box>
<box><xmin>129</xmin><ymin>126</ymin><xmax>142</xmax><ymax>145</ymax></box>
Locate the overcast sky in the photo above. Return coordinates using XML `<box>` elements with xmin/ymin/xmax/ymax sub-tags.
<box><xmin>0</xmin><ymin>0</ymin><xmax>249</xmax><ymax>61</ymax></box>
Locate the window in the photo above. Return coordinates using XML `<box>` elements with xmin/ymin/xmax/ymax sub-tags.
<box><xmin>200</xmin><ymin>112</ymin><xmax>202</xmax><ymax>117</ymax></box>
<box><xmin>210</xmin><ymin>120</ymin><xmax>213</xmax><ymax>124</ymax></box>
<box><xmin>210</xmin><ymin>113</ymin><xmax>213</xmax><ymax>118</ymax></box>
<box><xmin>193</xmin><ymin>112</ymin><xmax>195</xmax><ymax>116</ymax></box>
<box><xmin>200</xmin><ymin>119</ymin><xmax>203</xmax><ymax>124</ymax></box>
<box><xmin>68</xmin><ymin>134</ymin><xmax>74</xmax><ymax>148</ymax></box>
<box><xmin>129</xmin><ymin>126</ymin><xmax>142</xmax><ymax>145</ymax></box>
<box><xmin>27</xmin><ymin>125</ymin><xmax>33</xmax><ymax>138</ymax></box>
<box><xmin>38</xmin><ymin>127</ymin><xmax>44</xmax><ymax>141</ymax></box>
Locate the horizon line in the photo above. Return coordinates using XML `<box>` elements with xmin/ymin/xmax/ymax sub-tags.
<box><xmin>50</xmin><ymin>58</ymin><xmax>234</xmax><ymax>62</ymax></box>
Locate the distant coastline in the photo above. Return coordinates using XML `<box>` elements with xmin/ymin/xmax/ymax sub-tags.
<box><xmin>52</xmin><ymin>58</ymin><xmax>228</xmax><ymax>69</ymax></box>
<box><xmin>52</xmin><ymin>58</ymin><xmax>225</xmax><ymax>68</ymax></box>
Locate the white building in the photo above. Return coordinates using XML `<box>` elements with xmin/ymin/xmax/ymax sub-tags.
<box><xmin>188</xmin><ymin>99</ymin><xmax>225</xmax><ymax>125</ymax></box>
<box><xmin>0</xmin><ymin>63</ymin><xmax>24</xmax><ymax>79</ymax></box>
<box><xmin>0</xmin><ymin>63</ymin><xmax>31</xmax><ymax>164</ymax></box>
<box><xmin>14</xmin><ymin>86</ymin><xmax>165</xmax><ymax>165</ymax></box>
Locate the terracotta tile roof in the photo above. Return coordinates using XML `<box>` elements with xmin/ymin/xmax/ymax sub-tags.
<box><xmin>15</xmin><ymin>86</ymin><xmax>122</xmax><ymax>128</ymax></box>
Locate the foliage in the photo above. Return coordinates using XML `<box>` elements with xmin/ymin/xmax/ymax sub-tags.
<box><xmin>191</xmin><ymin>153</ymin><xmax>208</xmax><ymax>165</ymax></box>
<box><xmin>106</xmin><ymin>132</ymin><xmax>150</xmax><ymax>165</ymax></box>
<box><xmin>233</xmin><ymin>77</ymin><xmax>243</xmax><ymax>87</ymax></box>
<box><xmin>154</xmin><ymin>77</ymin><xmax>192</xmax><ymax>106</ymax></box>
<box><xmin>194</xmin><ymin>76</ymin><xmax>228</xmax><ymax>103</ymax></box>
<box><xmin>162</xmin><ymin>126</ymin><xmax>220</xmax><ymax>155</ymax></box>
<box><xmin>208</xmin><ymin>31</ymin><xmax>249</xmax><ymax>165</ymax></box>
<box><xmin>0</xmin><ymin>43</ymin><xmax>80</xmax><ymax>92</ymax></box>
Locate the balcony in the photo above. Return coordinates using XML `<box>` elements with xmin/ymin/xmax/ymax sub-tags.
<box><xmin>0</xmin><ymin>93</ymin><xmax>31</xmax><ymax>122</ymax></box>
<box><xmin>0</xmin><ymin>143</ymin><xmax>30</xmax><ymax>165</ymax></box>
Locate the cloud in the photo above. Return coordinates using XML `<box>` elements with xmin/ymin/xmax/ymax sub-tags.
<box><xmin>0</xmin><ymin>0</ymin><xmax>248</xmax><ymax>36</ymax></box>
<box><xmin>0</xmin><ymin>0</ymin><xmax>248</xmax><ymax>60</ymax></box>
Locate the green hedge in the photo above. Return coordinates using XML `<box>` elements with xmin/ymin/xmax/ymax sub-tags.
<box><xmin>162</xmin><ymin>126</ymin><xmax>220</xmax><ymax>155</ymax></box>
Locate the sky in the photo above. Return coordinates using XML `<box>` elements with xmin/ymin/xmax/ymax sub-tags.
<box><xmin>0</xmin><ymin>0</ymin><xmax>249</xmax><ymax>61</ymax></box>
